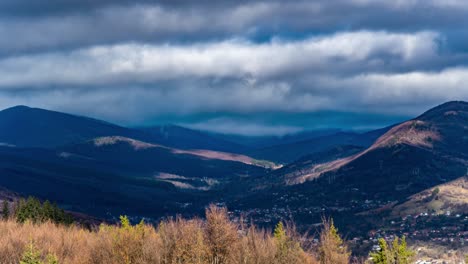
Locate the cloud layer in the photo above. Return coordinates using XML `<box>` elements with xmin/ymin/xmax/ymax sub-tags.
<box><xmin>0</xmin><ymin>0</ymin><xmax>467</xmax><ymax>134</ymax></box>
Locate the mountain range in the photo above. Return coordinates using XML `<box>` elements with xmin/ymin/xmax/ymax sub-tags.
<box><xmin>0</xmin><ymin>102</ymin><xmax>466</xmax><ymax>234</ymax></box>
<box><xmin>229</xmin><ymin>101</ymin><xmax>468</xmax><ymax>234</ymax></box>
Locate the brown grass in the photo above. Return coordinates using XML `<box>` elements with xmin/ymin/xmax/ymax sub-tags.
<box><xmin>92</xmin><ymin>136</ymin><xmax>268</xmax><ymax>168</ymax></box>
<box><xmin>291</xmin><ymin>119</ymin><xmax>442</xmax><ymax>184</ymax></box>
<box><xmin>391</xmin><ymin>177</ymin><xmax>468</xmax><ymax>217</ymax></box>
<box><xmin>0</xmin><ymin>206</ymin><xmax>320</xmax><ymax>264</ymax></box>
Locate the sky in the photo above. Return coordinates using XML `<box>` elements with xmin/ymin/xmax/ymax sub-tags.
<box><xmin>1</xmin><ymin>0</ymin><xmax>468</xmax><ymax>135</ymax></box>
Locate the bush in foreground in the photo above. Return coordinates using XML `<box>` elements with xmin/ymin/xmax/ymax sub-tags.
<box><xmin>4</xmin><ymin>203</ymin><xmax>415</xmax><ymax>263</ymax></box>
<box><xmin>0</xmin><ymin>205</ymin><xmax>325</xmax><ymax>264</ymax></box>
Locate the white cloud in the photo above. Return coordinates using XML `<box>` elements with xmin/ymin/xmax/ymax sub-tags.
<box><xmin>315</xmin><ymin>67</ymin><xmax>468</xmax><ymax>114</ymax></box>
<box><xmin>0</xmin><ymin>30</ymin><xmax>465</xmax><ymax>123</ymax></box>
<box><xmin>1</xmin><ymin>0</ymin><xmax>466</xmax><ymax>54</ymax></box>
<box><xmin>2</xmin><ymin>66</ymin><xmax>467</xmax><ymax>124</ymax></box>
<box><xmin>0</xmin><ymin>31</ymin><xmax>440</xmax><ymax>88</ymax></box>
<box><xmin>0</xmin><ymin>1</ymin><xmax>467</xmax><ymax>133</ymax></box>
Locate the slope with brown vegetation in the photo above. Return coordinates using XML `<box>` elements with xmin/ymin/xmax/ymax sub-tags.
<box><xmin>0</xmin><ymin>205</ymin><xmax>330</xmax><ymax>264</ymax></box>
<box><xmin>92</xmin><ymin>136</ymin><xmax>273</xmax><ymax>168</ymax></box>
<box><xmin>391</xmin><ymin>176</ymin><xmax>468</xmax><ymax>217</ymax></box>
<box><xmin>285</xmin><ymin>101</ymin><xmax>468</xmax><ymax>185</ymax></box>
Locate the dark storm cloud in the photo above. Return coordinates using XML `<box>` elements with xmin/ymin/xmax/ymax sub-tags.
<box><xmin>2</xmin><ymin>1</ymin><xmax>468</xmax><ymax>55</ymax></box>
<box><xmin>1</xmin><ymin>0</ymin><xmax>468</xmax><ymax>134</ymax></box>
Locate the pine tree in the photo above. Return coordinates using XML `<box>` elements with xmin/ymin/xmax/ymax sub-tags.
<box><xmin>274</xmin><ymin>222</ymin><xmax>288</xmax><ymax>261</ymax></box>
<box><xmin>15</xmin><ymin>198</ymin><xmax>28</xmax><ymax>223</ymax></box>
<box><xmin>273</xmin><ymin>221</ymin><xmax>306</xmax><ymax>263</ymax></box>
<box><xmin>391</xmin><ymin>236</ymin><xmax>399</xmax><ymax>263</ymax></box>
<box><xmin>2</xmin><ymin>199</ymin><xmax>9</xmax><ymax>220</ymax></box>
<box><xmin>120</xmin><ymin>215</ymin><xmax>131</xmax><ymax>230</ymax></box>
<box><xmin>370</xmin><ymin>238</ymin><xmax>389</xmax><ymax>264</ymax></box>
<box><xmin>274</xmin><ymin>222</ymin><xmax>286</xmax><ymax>245</ymax></box>
<box><xmin>396</xmin><ymin>236</ymin><xmax>414</xmax><ymax>264</ymax></box>
<box><xmin>30</xmin><ymin>197</ymin><xmax>42</xmax><ymax>223</ymax></box>
<box><xmin>318</xmin><ymin>217</ymin><xmax>350</xmax><ymax>264</ymax></box>
<box><xmin>20</xmin><ymin>240</ymin><xmax>43</xmax><ymax>264</ymax></box>
<box><xmin>14</xmin><ymin>197</ymin><xmax>73</xmax><ymax>225</ymax></box>
<box><xmin>370</xmin><ymin>236</ymin><xmax>414</xmax><ymax>264</ymax></box>
<box><xmin>42</xmin><ymin>200</ymin><xmax>54</xmax><ymax>222</ymax></box>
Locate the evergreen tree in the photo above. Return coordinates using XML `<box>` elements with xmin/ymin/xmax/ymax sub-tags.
<box><xmin>318</xmin><ymin>218</ymin><xmax>350</xmax><ymax>264</ymax></box>
<box><xmin>15</xmin><ymin>197</ymin><xmax>73</xmax><ymax>225</ymax></box>
<box><xmin>20</xmin><ymin>240</ymin><xmax>43</xmax><ymax>264</ymax></box>
<box><xmin>391</xmin><ymin>236</ymin><xmax>399</xmax><ymax>263</ymax></box>
<box><xmin>15</xmin><ymin>198</ymin><xmax>27</xmax><ymax>223</ymax></box>
<box><xmin>273</xmin><ymin>221</ymin><xmax>305</xmax><ymax>263</ymax></box>
<box><xmin>371</xmin><ymin>238</ymin><xmax>390</xmax><ymax>264</ymax></box>
<box><xmin>41</xmin><ymin>200</ymin><xmax>54</xmax><ymax>222</ymax></box>
<box><xmin>274</xmin><ymin>222</ymin><xmax>286</xmax><ymax>245</ymax></box>
<box><xmin>120</xmin><ymin>215</ymin><xmax>131</xmax><ymax>230</ymax></box>
<box><xmin>274</xmin><ymin>222</ymin><xmax>288</xmax><ymax>260</ymax></box>
<box><xmin>396</xmin><ymin>236</ymin><xmax>414</xmax><ymax>264</ymax></box>
<box><xmin>370</xmin><ymin>236</ymin><xmax>414</xmax><ymax>264</ymax></box>
<box><xmin>24</xmin><ymin>197</ymin><xmax>42</xmax><ymax>223</ymax></box>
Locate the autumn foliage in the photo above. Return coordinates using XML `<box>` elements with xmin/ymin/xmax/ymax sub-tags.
<box><xmin>0</xmin><ymin>204</ymin><xmax>357</xmax><ymax>264</ymax></box>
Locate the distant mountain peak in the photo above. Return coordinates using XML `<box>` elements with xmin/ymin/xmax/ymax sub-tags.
<box><xmin>284</xmin><ymin>101</ymin><xmax>468</xmax><ymax>184</ymax></box>
<box><xmin>371</xmin><ymin>120</ymin><xmax>440</xmax><ymax>149</ymax></box>
<box><xmin>370</xmin><ymin>101</ymin><xmax>467</xmax><ymax>150</ymax></box>
<box><xmin>432</xmin><ymin>100</ymin><xmax>467</xmax><ymax>109</ymax></box>
<box><xmin>2</xmin><ymin>105</ymin><xmax>32</xmax><ymax>112</ymax></box>
<box><xmin>0</xmin><ymin>105</ymin><xmax>134</xmax><ymax>148</ymax></box>
<box><xmin>417</xmin><ymin>100</ymin><xmax>468</xmax><ymax>121</ymax></box>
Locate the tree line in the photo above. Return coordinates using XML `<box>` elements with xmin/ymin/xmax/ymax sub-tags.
<box><xmin>2</xmin><ymin>196</ymin><xmax>73</xmax><ymax>225</ymax></box>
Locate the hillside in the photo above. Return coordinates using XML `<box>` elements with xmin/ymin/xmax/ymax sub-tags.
<box><xmin>60</xmin><ymin>136</ymin><xmax>269</xmax><ymax>180</ymax></box>
<box><xmin>286</xmin><ymin>101</ymin><xmax>468</xmax><ymax>186</ymax></box>
<box><xmin>138</xmin><ymin>125</ymin><xmax>249</xmax><ymax>153</ymax></box>
<box><xmin>0</xmin><ymin>106</ymin><xmax>251</xmax><ymax>154</ymax></box>
<box><xmin>248</xmin><ymin>128</ymin><xmax>390</xmax><ymax>164</ymax></box>
<box><xmin>210</xmin><ymin>129</ymin><xmax>342</xmax><ymax>148</ymax></box>
<box><xmin>391</xmin><ymin>176</ymin><xmax>468</xmax><ymax>217</ymax></box>
<box><xmin>230</xmin><ymin>101</ymin><xmax>468</xmax><ymax>236</ymax></box>
<box><xmin>0</xmin><ymin>135</ymin><xmax>269</xmax><ymax>219</ymax></box>
<box><xmin>0</xmin><ymin>106</ymin><xmax>146</xmax><ymax>148</ymax></box>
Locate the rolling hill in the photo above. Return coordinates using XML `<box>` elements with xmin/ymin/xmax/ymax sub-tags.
<box><xmin>0</xmin><ymin>137</ymin><xmax>269</xmax><ymax>219</ymax></box>
<box><xmin>138</xmin><ymin>125</ymin><xmax>249</xmax><ymax>153</ymax></box>
<box><xmin>290</xmin><ymin>101</ymin><xmax>468</xmax><ymax>187</ymax></box>
<box><xmin>0</xmin><ymin>106</ymin><xmax>250</xmax><ymax>154</ymax></box>
<box><xmin>390</xmin><ymin>177</ymin><xmax>468</xmax><ymax>217</ymax></box>
<box><xmin>0</xmin><ymin>106</ymin><xmax>274</xmax><ymax>219</ymax></box>
<box><xmin>0</xmin><ymin>106</ymin><xmax>151</xmax><ymax>148</ymax></box>
<box><xmin>230</xmin><ymin>101</ymin><xmax>468</xmax><ymax>234</ymax></box>
<box><xmin>247</xmin><ymin>127</ymin><xmax>391</xmax><ymax>164</ymax></box>
<box><xmin>59</xmin><ymin>136</ymin><xmax>270</xmax><ymax>180</ymax></box>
